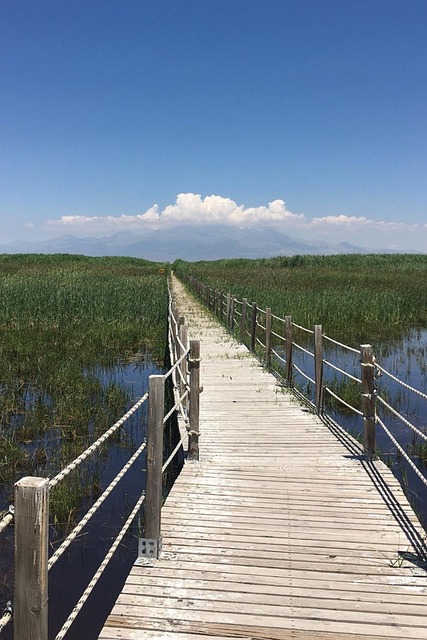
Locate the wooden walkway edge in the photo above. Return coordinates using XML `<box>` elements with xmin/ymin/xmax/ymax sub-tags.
<box><xmin>99</xmin><ymin>277</ymin><xmax>427</xmax><ymax>639</ymax></box>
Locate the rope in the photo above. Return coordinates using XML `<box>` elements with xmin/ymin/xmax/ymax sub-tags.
<box><xmin>324</xmin><ymin>386</ymin><xmax>364</xmax><ymax>416</ymax></box>
<box><xmin>375</xmin><ymin>364</ymin><xmax>427</xmax><ymax>401</ymax></box>
<box><xmin>323</xmin><ymin>359</ymin><xmax>362</xmax><ymax>384</ymax></box>
<box><xmin>54</xmin><ymin>492</ymin><xmax>145</xmax><ymax>640</ymax></box>
<box><xmin>376</xmin><ymin>395</ymin><xmax>427</xmax><ymax>443</ymax></box>
<box><xmin>234</xmin><ymin>309</ymin><xmax>242</xmax><ymax>318</ymax></box>
<box><xmin>376</xmin><ymin>416</ymin><xmax>427</xmax><ymax>489</ymax></box>
<box><xmin>257</xmin><ymin>322</ymin><xmax>266</xmax><ymax>331</ymax></box>
<box><xmin>293</xmin><ymin>341</ymin><xmax>314</xmax><ymax>358</ymax></box>
<box><xmin>0</xmin><ymin>605</ymin><xmax>12</xmax><ymax>632</ymax></box>
<box><xmin>49</xmin><ymin>392</ymin><xmax>148</xmax><ymax>489</ymax></box>
<box><xmin>292</xmin><ymin>363</ymin><xmax>315</xmax><ymax>385</ymax></box>
<box><xmin>48</xmin><ymin>440</ymin><xmax>147</xmax><ymax>570</ymax></box>
<box><xmin>271</xmin><ymin>330</ymin><xmax>285</xmax><ymax>341</ymax></box>
<box><xmin>292</xmin><ymin>322</ymin><xmax>314</xmax><ymax>335</ymax></box>
<box><xmin>163</xmin><ymin>389</ymin><xmax>189</xmax><ymax>424</ymax></box>
<box><xmin>0</xmin><ymin>511</ymin><xmax>13</xmax><ymax>534</ymax></box>
<box><xmin>162</xmin><ymin>431</ymin><xmax>188</xmax><ymax>473</ymax></box>
<box><xmin>271</xmin><ymin>348</ymin><xmax>286</xmax><ymax>365</ymax></box>
<box><xmin>271</xmin><ymin>313</ymin><xmax>284</xmax><ymax>322</ymax></box>
<box><xmin>255</xmin><ymin>337</ymin><xmax>266</xmax><ymax>348</ymax></box>
<box><xmin>164</xmin><ymin>346</ymin><xmax>189</xmax><ymax>381</ymax></box>
<box><xmin>323</xmin><ymin>334</ymin><xmax>360</xmax><ymax>354</ymax></box>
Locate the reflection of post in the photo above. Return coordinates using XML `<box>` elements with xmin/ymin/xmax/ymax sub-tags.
<box><xmin>285</xmin><ymin>315</ymin><xmax>293</xmax><ymax>386</ymax></box>
<box><xmin>188</xmin><ymin>340</ymin><xmax>201</xmax><ymax>461</ymax></box>
<box><xmin>314</xmin><ymin>325</ymin><xmax>324</xmax><ymax>414</ymax></box>
<box><xmin>15</xmin><ymin>476</ymin><xmax>49</xmax><ymax>640</ymax></box>
<box><xmin>144</xmin><ymin>374</ymin><xmax>165</xmax><ymax>558</ymax></box>
<box><xmin>360</xmin><ymin>344</ymin><xmax>376</xmax><ymax>459</ymax></box>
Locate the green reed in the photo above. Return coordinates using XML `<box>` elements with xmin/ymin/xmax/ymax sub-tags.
<box><xmin>174</xmin><ymin>254</ymin><xmax>427</xmax><ymax>344</ymax></box>
<box><xmin>0</xmin><ymin>254</ymin><xmax>168</xmax><ymax>521</ymax></box>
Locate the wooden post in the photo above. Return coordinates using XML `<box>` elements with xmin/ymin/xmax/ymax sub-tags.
<box><xmin>143</xmin><ymin>374</ymin><xmax>165</xmax><ymax>558</ymax></box>
<box><xmin>240</xmin><ymin>297</ymin><xmax>247</xmax><ymax>341</ymax></box>
<box><xmin>285</xmin><ymin>315</ymin><xmax>293</xmax><ymax>386</ymax></box>
<box><xmin>214</xmin><ymin>289</ymin><xmax>218</xmax><ymax>315</ymax></box>
<box><xmin>361</xmin><ymin>344</ymin><xmax>376</xmax><ymax>459</ymax></box>
<box><xmin>314</xmin><ymin>325</ymin><xmax>324</xmax><ymax>414</ymax></box>
<box><xmin>188</xmin><ymin>340</ymin><xmax>200</xmax><ymax>461</ymax></box>
<box><xmin>250</xmin><ymin>303</ymin><xmax>257</xmax><ymax>353</ymax></box>
<box><xmin>178</xmin><ymin>320</ymin><xmax>188</xmax><ymax>409</ymax></box>
<box><xmin>226</xmin><ymin>294</ymin><xmax>231</xmax><ymax>328</ymax></box>
<box><xmin>265</xmin><ymin>308</ymin><xmax>272</xmax><ymax>367</ymax></box>
<box><xmin>230</xmin><ymin>295</ymin><xmax>235</xmax><ymax>332</ymax></box>
<box><xmin>14</xmin><ymin>477</ymin><xmax>49</xmax><ymax>640</ymax></box>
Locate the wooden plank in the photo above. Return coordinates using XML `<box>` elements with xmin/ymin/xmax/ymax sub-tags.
<box><xmin>99</xmin><ymin>275</ymin><xmax>427</xmax><ymax>640</ymax></box>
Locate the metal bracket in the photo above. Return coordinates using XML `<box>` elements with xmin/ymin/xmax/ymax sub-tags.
<box><xmin>138</xmin><ymin>537</ymin><xmax>162</xmax><ymax>559</ymax></box>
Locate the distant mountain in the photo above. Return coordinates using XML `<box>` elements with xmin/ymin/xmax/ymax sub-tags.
<box><xmin>0</xmin><ymin>225</ymin><xmax>401</xmax><ymax>261</ymax></box>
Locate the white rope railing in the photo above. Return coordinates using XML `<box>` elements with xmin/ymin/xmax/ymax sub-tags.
<box><xmin>376</xmin><ymin>395</ymin><xmax>427</xmax><ymax>443</ymax></box>
<box><xmin>162</xmin><ymin>430</ymin><xmax>188</xmax><ymax>473</ymax></box>
<box><xmin>323</xmin><ymin>334</ymin><xmax>360</xmax><ymax>354</ymax></box>
<box><xmin>375</xmin><ymin>364</ymin><xmax>427</xmax><ymax>401</ymax></box>
<box><xmin>292</xmin><ymin>363</ymin><xmax>315</xmax><ymax>385</ymax></box>
<box><xmin>271</xmin><ymin>348</ymin><xmax>286</xmax><ymax>365</ymax></box>
<box><xmin>48</xmin><ymin>440</ymin><xmax>147</xmax><ymax>570</ymax></box>
<box><xmin>271</xmin><ymin>329</ymin><xmax>285</xmax><ymax>342</ymax></box>
<box><xmin>324</xmin><ymin>386</ymin><xmax>364</xmax><ymax>417</ymax></box>
<box><xmin>255</xmin><ymin>336</ymin><xmax>266</xmax><ymax>348</ymax></box>
<box><xmin>54</xmin><ymin>492</ymin><xmax>145</xmax><ymax>640</ymax></box>
<box><xmin>0</xmin><ymin>604</ymin><xmax>12</xmax><ymax>632</ymax></box>
<box><xmin>323</xmin><ymin>359</ymin><xmax>362</xmax><ymax>384</ymax></box>
<box><xmin>49</xmin><ymin>392</ymin><xmax>149</xmax><ymax>489</ymax></box>
<box><xmin>292</xmin><ymin>322</ymin><xmax>314</xmax><ymax>335</ymax></box>
<box><xmin>163</xmin><ymin>389</ymin><xmax>189</xmax><ymax>424</ymax></box>
<box><xmin>293</xmin><ymin>341</ymin><xmax>314</xmax><ymax>358</ymax></box>
<box><xmin>0</xmin><ymin>510</ymin><xmax>13</xmax><ymax>534</ymax></box>
<box><xmin>376</xmin><ymin>416</ymin><xmax>427</xmax><ymax>489</ymax></box>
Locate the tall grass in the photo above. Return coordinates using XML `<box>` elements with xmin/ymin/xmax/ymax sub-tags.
<box><xmin>174</xmin><ymin>254</ymin><xmax>427</xmax><ymax>345</ymax></box>
<box><xmin>0</xmin><ymin>255</ymin><xmax>168</xmax><ymax>512</ymax></box>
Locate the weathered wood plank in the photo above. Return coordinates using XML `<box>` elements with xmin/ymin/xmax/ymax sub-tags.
<box><xmin>99</xmin><ymin>276</ymin><xmax>427</xmax><ymax>640</ymax></box>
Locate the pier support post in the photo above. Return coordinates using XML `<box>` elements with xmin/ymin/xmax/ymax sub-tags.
<box><xmin>142</xmin><ymin>374</ymin><xmax>165</xmax><ymax>558</ymax></box>
<box><xmin>188</xmin><ymin>340</ymin><xmax>201</xmax><ymax>461</ymax></box>
<box><xmin>360</xmin><ymin>344</ymin><xmax>376</xmax><ymax>460</ymax></box>
<box><xmin>14</xmin><ymin>477</ymin><xmax>49</xmax><ymax>640</ymax></box>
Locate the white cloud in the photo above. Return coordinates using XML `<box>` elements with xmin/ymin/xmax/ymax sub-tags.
<box><xmin>42</xmin><ymin>192</ymin><xmax>426</xmax><ymax>251</ymax></box>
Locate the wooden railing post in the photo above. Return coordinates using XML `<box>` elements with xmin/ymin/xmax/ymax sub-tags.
<box><xmin>226</xmin><ymin>294</ymin><xmax>231</xmax><ymax>328</ymax></box>
<box><xmin>285</xmin><ymin>315</ymin><xmax>293</xmax><ymax>386</ymax></box>
<box><xmin>265</xmin><ymin>308</ymin><xmax>272</xmax><ymax>367</ymax></box>
<box><xmin>14</xmin><ymin>477</ymin><xmax>49</xmax><ymax>640</ymax></box>
<box><xmin>142</xmin><ymin>374</ymin><xmax>165</xmax><ymax>558</ymax></box>
<box><xmin>188</xmin><ymin>340</ymin><xmax>201</xmax><ymax>461</ymax></box>
<box><xmin>250</xmin><ymin>303</ymin><xmax>257</xmax><ymax>352</ymax></box>
<box><xmin>240</xmin><ymin>297</ymin><xmax>247</xmax><ymax>341</ymax></box>
<box><xmin>361</xmin><ymin>344</ymin><xmax>376</xmax><ymax>459</ymax></box>
<box><xmin>314</xmin><ymin>325</ymin><xmax>324</xmax><ymax>414</ymax></box>
<box><xmin>214</xmin><ymin>289</ymin><xmax>218</xmax><ymax>315</ymax></box>
<box><xmin>230</xmin><ymin>295</ymin><xmax>235</xmax><ymax>331</ymax></box>
<box><xmin>178</xmin><ymin>318</ymin><xmax>188</xmax><ymax>409</ymax></box>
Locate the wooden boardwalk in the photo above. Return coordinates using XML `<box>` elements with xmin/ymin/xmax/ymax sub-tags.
<box><xmin>99</xmin><ymin>278</ymin><xmax>427</xmax><ymax>639</ymax></box>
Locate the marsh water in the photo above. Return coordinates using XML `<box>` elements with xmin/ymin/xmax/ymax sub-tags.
<box><xmin>0</xmin><ymin>356</ymin><xmax>184</xmax><ymax>640</ymax></box>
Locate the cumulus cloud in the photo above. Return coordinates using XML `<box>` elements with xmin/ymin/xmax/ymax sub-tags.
<box><xmin>47</xmin><ymin>193</ymin><xmax>305</xmax><ymax>232</ymax></box>
<box><xmin>43</xmin><ymin>192</ymin><xmax>426</xmax><ymax>251</ymax></box>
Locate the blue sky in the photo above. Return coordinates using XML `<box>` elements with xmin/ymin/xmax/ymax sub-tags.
<box><xmin>1</xmin><ymin>0</ymin><xmax>426</xmax><ymax>251</ymax></box>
